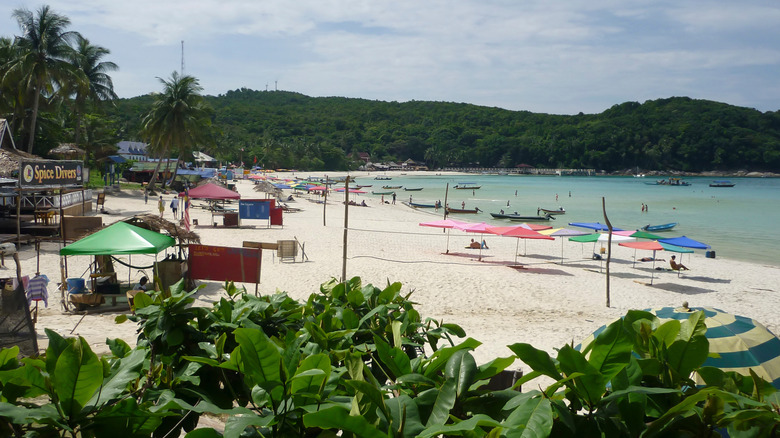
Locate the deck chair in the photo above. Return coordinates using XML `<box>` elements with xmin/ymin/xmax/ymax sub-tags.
<box><xmin>277</xmin><ymin>240</ymin><xmax>298</xmax><ymax>262</ymax></box>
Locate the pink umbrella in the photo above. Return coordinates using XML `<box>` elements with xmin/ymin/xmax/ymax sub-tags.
<box><xmin>308</xmin><ymin>186</ymin><xmax>329</xmax><ymax>192</ymax></box>
<box><xmin>335</xmin><ymin>188</ymin><xmax>366</xmax><ymax>193</ymax></box>
<box><xmin>515</xmin><ymin>222</ymin><xmax>554</xmax><ymax>232</ymax></box>
<box><xmin>419</xmin><ymin>219</ymin><xmax>469</xmax><ymax>253</ymax></box>
<box><xmin>487</xmin><ymin>225</ymin><xmax>555</xmax><ymax>264</ymax></box>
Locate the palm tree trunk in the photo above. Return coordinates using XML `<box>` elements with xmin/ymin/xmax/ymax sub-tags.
<box><xmin>170</xmin><ymin>151</ymin><xmax>183</xmax><ymax>189</ymax></box>
<box><xmin>146</xmin><ymin>144</ymin><xmax>169</xmax><ymax>192</ymax></box>
<box><xmin>26</xmin><ymin>85</ymin><xmax>42</xmax><ymax>153</ymax></box>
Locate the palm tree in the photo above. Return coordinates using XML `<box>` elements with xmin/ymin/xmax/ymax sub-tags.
<box><xmin>8</xmin><ymin>6</ymin><xmax>80</xmax><ymax>153</ymax></box>
<box><xmin>142</xmin><ymin>71</ymin><xmax>211</xmax><ymax>191</ymax></box>
<box><xmin>67</xmin><ymin>36</ymin><xmax>118</xmax><ymax>148</ymax></box>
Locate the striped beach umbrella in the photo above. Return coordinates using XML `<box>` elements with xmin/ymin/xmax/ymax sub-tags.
<box><xmin>583</xmin><ymin>306</ymin><xmax>780</xmax><ymax>388</ymax></box>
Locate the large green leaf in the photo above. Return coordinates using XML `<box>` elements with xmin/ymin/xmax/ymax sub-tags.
<box><xmin>385</xmin><ymin>393</ymin><xmax>425</xmax><ymax>438</ymax></box>
<box><xmin>473</xmin><ymin>356</ymin><xmax>516</xmax><ymax>383</ymax></box>
<box><xmin>374</xmin><ymin>335</ymin><xmax>412</xmax><ymax>378</ymax></box>
<box><xmin>445</xmin><ymin>350</ymin><xmax>477</xmax><ymax>397</ymax></box>
<box><xmin>291</xmin><ymin>353</ymin><xmax>331</xmax><ymax>395</ymax></box>
<box><xmin>304</xmin><ymin>405</ymin><xmax>387</xmax><ymax>438</ymax></box>
<box><xmin>54</xmin><ymin>337</ymin><xmax>103</xmax><ymax>418</ymax></box>
<box><xmin>503</xmin><ymin>394</ymin><xmax>553</xmax><ymax>438</ymax></box>
<box><xmin>233</xmin><ymin>328</ymin><xmax>281</xmax><ymax>385</ymax></box>
<box><xmin>587</xmin><ymin>318</ymin><xmax>632</xmax><ymax>382</ymax></box>
<box><xmin>556</xmin><ymin>345</ymin><xmax>605</xmax><ymax>407</ymax></box>
<box><xmin>425</xmin><ymin>379</ymin><xmax>457</xmax><ymax>427</ymax></box>
<box><xmin>223</xmin><ymin>413</ymin><xmax>275</xmax><ymax>437</ymax></box>
<box><xmin>418</xmin><ymin>414</ymin><xmax>503</xmax><ymax>438</ymax></box>
<box><xmin>87</xmin><ymin>347</ymin><xmax>146</xmax><ymax>408</ymax></box>
<box><xmin>423</xmin><ymin>338</ymin><xmax>481</xmax><ymax>378</ymax></box>
<box><xmin>508</xmin><ymin>343</ymin><xmax>564</xmax><ymax>381</ymax></box>
<box><xmin>667</xmin><ymin>311</ymin><xmax>709</xmax><ymax>379</ymax></box>
<box><xmin>44</xmin><ymin>328</ymin><xmax>69</xmax><ymax>376</ymax></box>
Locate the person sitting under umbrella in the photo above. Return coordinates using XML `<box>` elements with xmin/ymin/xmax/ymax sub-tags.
<box><xmin>670</xmin><ymin>255</ymin><xmax>689</xmax><ymax>271</ymax></box>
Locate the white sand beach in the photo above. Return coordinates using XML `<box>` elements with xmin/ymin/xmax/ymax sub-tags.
<box><xmin>21</xmin><ymin>173</ymin><xmax>780</xmax><ymax>372</ymax></box>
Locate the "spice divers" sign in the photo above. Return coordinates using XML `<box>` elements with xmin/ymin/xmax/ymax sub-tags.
<box><xmin>20</xmin><ymin>160</ymin><xmax>84</xmax><ymax>187</ymax></box>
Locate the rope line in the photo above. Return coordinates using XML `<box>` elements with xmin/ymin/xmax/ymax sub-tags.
<box><xmin>110</xmin><ymin>256</ymin><xmax>155</xmax><ymax>270</ymax></box>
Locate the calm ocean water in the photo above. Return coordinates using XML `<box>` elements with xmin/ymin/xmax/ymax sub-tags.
<box><xmin>354</xmin><ymin>174</ymin><xmax>780</xmax><ymax>266</ymax></box>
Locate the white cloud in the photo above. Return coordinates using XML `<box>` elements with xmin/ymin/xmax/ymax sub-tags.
<box><xmin>1</xmin><ymin>0</ymin><xmax>779</xmax><ymax>113</ymax></box>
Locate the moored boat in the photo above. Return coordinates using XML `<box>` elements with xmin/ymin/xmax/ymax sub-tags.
<box><xmin>446</xmin><ymin>207</ymin><xmax>481</xmax><ymax>214</ymax></box>
<box><xmin>356</xmin><ymin>184</ymin><xmax>372</xmax><ymax>188</ymax></box>
<box><xmin>539</xmin><ymin>207</ymin><xmax>566</xmax><ymax>215</ymax></box>
<box><xmin>709</xmin><ymin>180</ymin><xmax>735</xmax><ymax>187</ymax></box>
<box><xmin>382</xmin><ymin>185</ymin><xmax>402</xmax><ymax>189</ymax></box>
<box><xmin>403</xmin><ymin>187</ymin><xmax>423</xmax><ymax>191</ymax></box>
<box><xmin>641</xmin><ymin>222</ymin><xmax>678</xmax><ymax>232</ymax></box>
<box><xmin>645</xmin><ymin>177</ymin><xmax>691</xmax><ymax>186</ymax></box>
<box><xmin>374</xmin><ymin>176</ymin><xmax>392</xmax><ymax>180</ymax></box>
<box><xmin>509</xmin><ymin>215</ymin><xmax>555</xmax><ymax>222</ymax></box>
<box><xmin>408</xmin><ymin>202</ymin><xmax>436</xmax><ymax>208</ymax></box>
<box><xmin>453</xmin><ymin>183</ymin><xmax>481</xmax><ymax>190</ymax></box>
<box><xmin>371</xmin><ymin>190</ymin><xmax>395</xmax><ymax>195</ymax></box>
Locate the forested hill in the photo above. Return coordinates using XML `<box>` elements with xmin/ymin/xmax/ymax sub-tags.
<box><xmin>108</xmin><ymin>89</ymin><xmax>780</xmax><ymax>172</ymax></box>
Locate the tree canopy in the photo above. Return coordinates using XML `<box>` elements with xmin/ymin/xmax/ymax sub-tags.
<box><xmin>108</xmin><ymin>89</ymin><xmax>780</xmax><ymax>172</ymax></box>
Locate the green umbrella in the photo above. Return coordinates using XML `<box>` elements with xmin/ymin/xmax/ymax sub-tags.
<box><xmin>60</xmin><ymin>221</ymin><xmax>175</xmax><ymax>255</ymax></box>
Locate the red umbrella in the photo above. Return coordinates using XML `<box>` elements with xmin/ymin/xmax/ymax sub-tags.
<box><xmin>335</xmin><ymin>188</ymin><xmax>366</xmax><ymax>193</ymax></box>
<box><xmin>487</xmin><ymin>225</ymin><xmax>555</xmax><ymax>264</ymax></box>
<box><xmin>515</xmin><ymin>222</ymin><xmax>554</xmax><ymax>232</ymax></box>
<box><xmin>419</xmin><ymin>219</ymin><xmax>470</xmax><ymax>253</ymax></box>
<box><xmin>308</xmin><ymin>186</ymin><xmax>329</xmax><ymax>191</ymax></box>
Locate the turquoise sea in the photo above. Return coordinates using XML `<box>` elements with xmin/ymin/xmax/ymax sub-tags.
<box><xmin>353</xmin><ymin>174</ymin><xmax>780</xmax><ymax>266</ymax></box>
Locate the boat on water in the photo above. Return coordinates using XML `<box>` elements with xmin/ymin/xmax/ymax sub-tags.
<box><xmin>371</xmin><ymin>191</ymin><xmax>395</xmax><ymax>195</ymax></box>
<box><xmin>644</xmin><ymin>177</ymin><xmax>691</xmax><ymax>186</ymax></box>
<box><xmin>403</xmin><ymin>187</ymin><xmax>423</xmax><ymax>191</ymax></box>
<box><xmin>446</xmin><ymin>207</ymin><xmax>481</xmax><ymax>214</ymax></box>
<box><xmin>641</xmin><ymin>222</ymin><xmax>678</xmax><ymax>232</ymax></box>
<box><xmin>407</xmin><ymin>202</ymin><xmax>436</xmax><ymax>208</ymax></box>
<box><xmin>453</xmin><ymin>183</ymin><xmax>482</xmax><ymax>190</ymax></box>
<box><xmin>382</xmin><ymin>185</ymin><xmax>402</xmax><ymax>189</ymax></box>
<box><xmin>356</xmin><ymin>184</ymin><xmax>372</xmax><ymax>188</ymax></box>
<box><xmin>709</xmin><ymin>180</ymin><xmax>735</xmax><ymax>188</ymax></box>
<box><xmin>539</xmin><ymin>207</ymin><xmax>566</xmax><ymax>215</ymax></box>
<box><xmin>374</xmin><ymin>176</ymin><xmax>392</xmax><ymax>180</ymax></box>
<box><xmin>509</xmin><ymin>215</ymin><xmax>555</xmax><ymax>222</ymax></box>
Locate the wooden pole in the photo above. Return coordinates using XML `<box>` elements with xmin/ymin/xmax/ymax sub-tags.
<box><xmin>341</xmin><ymin>176</ymin><xmax>350</xmax><ymax>282</ymax></box>
<box><xmin>443</xmin><ymin>183</ymin><xmax>449</xmax><ymax>220</ymax></box>
<box><xmin>323</xmin><ymin>175</ymin><xmax>328</xmax><ymax>226</ymax></box>
<box><xmin>602</xmin><ymin>197</ymin><xmax>612</xmax><ymax>308</ymax></box>
<box><xmin>16</xmin><ymin>190</ymin><xmax>21</xmax><ymax>247</ymax></box>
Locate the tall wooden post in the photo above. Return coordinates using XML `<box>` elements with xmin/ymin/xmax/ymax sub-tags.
<box><xmin>602</xmin><ymin>197</ymin><xmax>613</xmax><ymax>308</ymax></box>
<box><xmin>341</xmin><ymin>176</ymin><xmax>350</xmax><ymax>282</ymax></box>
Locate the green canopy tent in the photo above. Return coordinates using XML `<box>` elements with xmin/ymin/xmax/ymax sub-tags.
<box><xmin>60</xmin><ymin>221</ymin><xmax>175</xmax><ymax>256</ymax></box>
<box><xmin>60</xmin><ymin>222</ymin><xmax>176</xmax><ymax>298</ymax></box>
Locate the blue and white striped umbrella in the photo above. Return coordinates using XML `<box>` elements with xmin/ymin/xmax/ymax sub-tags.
<box><xmin>582</xmin><ymin>306</ymin><xmax>780</xmax><ymax>388</ymax></box>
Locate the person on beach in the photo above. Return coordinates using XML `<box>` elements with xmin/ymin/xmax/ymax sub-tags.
<box><xmin>461</xmin><ymin>201</ymin><xmax>465</xmax><ymax>209</ymax></box>
<box><xmin>171</xmin><ymin>197</ymin><xmax>179</xmax><ymax>219</ymax></box>
<box><xmin>670</xmin><ymin>255</ymin><xmax>689</xmax><ymax>271</ymax></box>
<box><xmin>133</xmin><ymin>277</ymin><xmax>149</xmax><ymax>291</ymax></box>
<box><xmin>144</xmin><ymin>190</ymin><xmax>148</xmax><ymax>204</ymax></box>
<box><xmin>468</xmin><ymin>239</ymin><xmax>481</xmax><ymax>249</ymax></box>
<box><xmin>481</xmin><ymin>239</ymin><xmax>489</xmax><ymax>249</ymax></box>
<box><xmin>392</xmin><ymin>193</ymin><xmax>396</xmax><ymax>204</ymax></box>
<box><xmin>409</xmin><ymin>195</ymin><xmax>413</xmax><ymax>204</ymax></box>
<box><xmin>158</xmin><ymin>196</ymin><xmax>164</xmax><ymax>218</ymax></box>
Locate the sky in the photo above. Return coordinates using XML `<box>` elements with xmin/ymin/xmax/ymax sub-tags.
<box><xmin>2</xmin><ymin>1</ymin><xmax>779</xmax><ymax>115</ymax></box>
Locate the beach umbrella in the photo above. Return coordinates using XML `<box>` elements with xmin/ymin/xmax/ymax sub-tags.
<box><xmin>515</xmin><ymin>222</ymin><xmax>554</xmax><ymax>232</ymax></box>
<box><xmin>308</xmin><ymin>185</ymin><xmax>329</xmax><ymax>192</ymax></box>
<box><xmin>658</xmin><ymin>235</ymin><xmax>711</xmax><ymax>250</ymax></box>
<box><xmin>618</xmin><ymin>240</ymin><xmax>678</xmax><ymax>283</ymax></box>
<box><xmin>419</xmin><ymin>219</ymin><xmax>469</xmax><ymax>253</ymax></box>
<box><xmin>569</xmin><ymin>222</ymin><xmax>625</xmax><ymax>232</ymax></box>
<box><xmin>581</xmin><ymin>306</ymin><xmax>780</xmax><ymax>389</ymax></box>
<box><xmin>538</xmin><ymin>228</ymin><xmax>590</xmax><ymax>263</ymax></box>
<box><xmin>335</xmin><ymin>188</ymin><xmax>367</xmax><ymax>194</ymax></box>
<box><xmin>487</xmin><ymin>225</ymin><xmax>555</xmax><ymax>264</ymax></box>
<box><xmin>272</xmin><ymin>183</ymin><xmax>292</xmax><ymax>189</ymax></box>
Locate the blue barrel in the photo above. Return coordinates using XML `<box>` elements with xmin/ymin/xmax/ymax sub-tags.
<box><xmin>67</xmin><ymin>278</ymin><xmax>86</xmax><ymax>294</ymax></box>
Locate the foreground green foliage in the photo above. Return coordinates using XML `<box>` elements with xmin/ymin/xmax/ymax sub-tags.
<box><xmin>0</xmin><ymin>278</ymin><xmax>777</xmax><ymax>437</ymax></box>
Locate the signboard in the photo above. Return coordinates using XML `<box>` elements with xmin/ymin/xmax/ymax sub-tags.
<box><xmin>189</xmin><ymin>244</ymin><xmax>261</xmax><ymax>283</ymax></box>
<box><xmin>239</xmin><ymin>200</ymin><xmax>271</xmax><ymax>220</ymax></box>
<box><xmin>20</xmin><ymin>160</ymin><xmax>84</xmax><ymax>187</ymax></box>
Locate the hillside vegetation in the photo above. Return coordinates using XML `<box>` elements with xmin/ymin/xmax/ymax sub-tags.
<box><xmin>106</xmin><ymin>90</ymin><xmax>780</xmax><ymax>172</ymax></box>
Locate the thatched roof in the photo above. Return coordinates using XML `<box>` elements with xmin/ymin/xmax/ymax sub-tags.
<box><xmin>49</xmin><ymin>143</ymin><xmax>86</xmax><ymax>158</ymax></box>
<box><xmin>123</xmin><ymin>214</ymin><xmax>201</xmax><ymax>244</ymax></box>
<box><xmin>0</xmin><ymin>119</ymin><xmax>38</xmax><ymax>177</ymax></box>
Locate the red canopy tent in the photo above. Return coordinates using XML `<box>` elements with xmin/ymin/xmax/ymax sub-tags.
<box><xmin>180</xmin><ymin>183</ymin><xmax>240</xmax><ymax>200</ymax></box>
